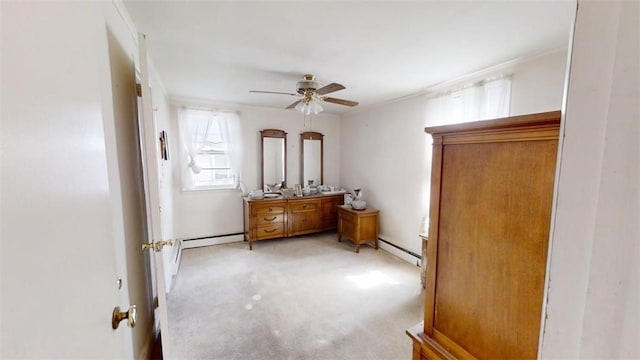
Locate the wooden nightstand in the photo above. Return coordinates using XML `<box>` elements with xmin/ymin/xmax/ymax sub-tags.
<box><xmin>337</xmin><ymin>205</ymin><xmax>379</xmax><ymax>253</ymax></box>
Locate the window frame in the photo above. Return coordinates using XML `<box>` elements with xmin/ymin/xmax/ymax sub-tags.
<box><xmin>179</xmin><ymin>108</ymin><xmax>238</xmax><ymax>192</ymax></box>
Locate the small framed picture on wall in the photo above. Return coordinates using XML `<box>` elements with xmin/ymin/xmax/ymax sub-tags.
<box><xmin>159</xmin><ymin>130</ymin><xmax>170</xmax><ymax>160</ymax></box>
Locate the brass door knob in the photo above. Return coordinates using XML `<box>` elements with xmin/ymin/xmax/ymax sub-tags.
<box><xmin>112</xmin><ymin>305</ymin><xmax>137</xmax><ymax>329</ymax></box>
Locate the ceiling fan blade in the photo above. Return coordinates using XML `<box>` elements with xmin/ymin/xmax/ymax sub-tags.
<box><xmin>250</xmin><ymin>90</ymin><xmax>298</xmax><ymax>96</ymax></box>
<box><xmin>315</xmin><ymin>83</ymin><xmax>345</xmax><ymax>95</ymax></box>
<box><xmin>323</xmin><ymin>97</ymin><xmax>359</xmax><ymax>107</ymax></box>
<box><xmin>286</xmin><ymin>100</ymin><xmax>303</xmax><ymax>109</ymax></box>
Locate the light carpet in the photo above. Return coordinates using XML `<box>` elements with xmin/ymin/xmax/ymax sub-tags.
<box><xmin>167</xmin><ymin>232</ymin><xmax>424</xmax><ymax>360</ymax></box>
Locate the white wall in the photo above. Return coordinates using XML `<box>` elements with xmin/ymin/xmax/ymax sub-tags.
<box><xmin>510</xmin><ymin>50</ymin><xmax>568</xmax><ymax>115</ymax></box>
<box><xmin>541</xmin><ymin>0</ymin><xmax>639</xmax><ymax>357</ymax></box>
<box><xmin>339</xmin><ymin>49</ymin><xmax>569</xmax><ymax>254</ymax></box>
<box><xmin>340</xmin><ymin>96</ymin><xmax>431</xmax><ymax>254</ymax></box>
<box><xmin>169</xmin><ymin>98</ymin><xmax>341</xmax><ymax>240</ymax></box>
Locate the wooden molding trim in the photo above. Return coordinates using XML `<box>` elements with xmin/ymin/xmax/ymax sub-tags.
<box><xmin>260</xmin><ymin>128</ymin><xmax>287</xmax><ymax>138</ymax></box>
<box><xmin>301</xmin><ymin>131</ymin><xmax>324</xmax><ymax>140</ymax></box>
<box><xmin>425</xmin><ymin>110</ymin><xmax>561</xmax><ymax>137</ymax></box>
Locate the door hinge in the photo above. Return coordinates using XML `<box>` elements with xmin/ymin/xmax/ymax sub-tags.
<box><xmin>136</xmin><ymin>83</ymin><xmax>142</xmax><ymax>97</ymax></box>
<box><xmin>142</xmin><ymin>239</ymin><xmax>174</xmax><ymax>252</ymax></box>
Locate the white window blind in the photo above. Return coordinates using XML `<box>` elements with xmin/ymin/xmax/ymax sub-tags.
<box><xmin>178</xmin><ymin>107</ymin><xmax>242</xmax><ymax>191</ymax></box>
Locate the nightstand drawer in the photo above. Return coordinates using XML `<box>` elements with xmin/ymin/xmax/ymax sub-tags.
<box><xmin>339</xmin><ymin>209</ymin><xmax>357</xmax><ymax>223</ymax></box>
<box><xmin>341</xmin><ymin>218</ymin><xmax>355</xmax><ymax>237</ymax></box>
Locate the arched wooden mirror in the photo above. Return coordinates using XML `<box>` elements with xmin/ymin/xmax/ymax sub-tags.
<box><xmin>301</xmin><ymin>131</ymin><xmax>323</xmax><ymax>187</ymax></box>
<box><xmin>261</xmin><ymin>129</ymin><xmax>287</xmax><ymax>192</ymax></box>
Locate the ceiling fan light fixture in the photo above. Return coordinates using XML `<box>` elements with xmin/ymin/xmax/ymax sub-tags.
<box><xmin>295</xmin><ymin>96</ymin><xmax>323</xmax><ymax>115</ymax></box>
<box><xmin>310</xmin><ymin>100</ymin><xmax>323</xmax><ymax>114</ymax></box>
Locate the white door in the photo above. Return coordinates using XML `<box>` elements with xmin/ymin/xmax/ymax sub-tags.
<box><xmin>0</xmin><ymin>1</ymin><xmax>134</xmax><ymax>358</ymax></box>
<box><xmin>137</xmin><ymin>32</ymin><xmax>173</xmax><ymax>357</ymax></box>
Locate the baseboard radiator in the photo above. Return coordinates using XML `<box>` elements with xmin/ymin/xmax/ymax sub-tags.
<box><xmin>179</xmin><ymin>233</ymin><xmax>422</xmax><ymax>266</ymax></box>
<box><xmin>377</xmin><ymin>236</ymin><xmax>422</xmax><ymax>267</ymax></box>
<box><xmin>378</xmin><ymin>238</ymin><xmax>422</xmax><ymax>259</ymax></box>
<box><xmin>182</xmin><ymin>232</ymin><xmax>244</xmax><ymax>249</ymax></box>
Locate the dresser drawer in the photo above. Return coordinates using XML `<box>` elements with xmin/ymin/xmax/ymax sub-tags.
<box><xmin>256</xmin><ymin>213</ymin><xmax>284</xmax><ymax>225</ymax></box>
<box><xmin>289</xmin><ymin>201</ymin><xmax>319</xmax><ymax>212</ymax></box>
<box><xmin>254</xmin><ymin>203</ymin><xmax>286</xmax><ymax>215</ymax></box>
<box><xmin>255</xmin><ymin>223</ymin><xmax>285</xmax><ymax>240</ymax></box>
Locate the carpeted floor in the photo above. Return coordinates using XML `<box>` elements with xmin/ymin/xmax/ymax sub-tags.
<box><xmin>167</xmin><ymin>232</ymin><xmax>424</xmax><ymax>360</ymax></box>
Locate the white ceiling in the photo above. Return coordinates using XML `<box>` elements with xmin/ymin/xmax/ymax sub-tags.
<box><xmin>123</xmin><ymin>1</ymin><xmax>575</xmax><ymax>114</ymax></box>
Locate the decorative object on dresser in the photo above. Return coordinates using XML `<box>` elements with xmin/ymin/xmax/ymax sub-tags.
<box><xmin>243</xmin><ymin>194</ymin><xmax>344</xmax><ymax>250</ymax></box>
<box><xmin>349</xmin><ymin>188</ymin><xmax>366</xmax><ymax>210</ymax></box>
<box><xmin>337</xmin><ymin>205</ymin><xmax>379</xmax><ymax>253</ymax></box>
<box><xmin>407</xmin><ymin>111</ymin><xmax>561</xmax><ymax>360</ymax></box>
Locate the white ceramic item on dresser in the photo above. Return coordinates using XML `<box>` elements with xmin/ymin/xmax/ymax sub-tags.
<box><xmin>249</xmin><ymin>189</ymin><xmax>264</xmax><ymax>199</ymax></box>
<box><xmin>318</xmin><ymin>184</ymin><xmax>347</xmax><ymax>195</ymax></box>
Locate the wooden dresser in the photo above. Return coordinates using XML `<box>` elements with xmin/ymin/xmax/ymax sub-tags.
<box><xmin>337</xmin><ymin>206</ymin><xmax>379</xmax><ymax>253</ymax></box>
<box><xmin>243</xmin><ymin>193</ymin><xmax>343</xmax><ymax>250</ymax></box>
<box><xmin>408</xmin><ymin>111</ymin><xmax>560</xmax><ymax>359</ymax></box>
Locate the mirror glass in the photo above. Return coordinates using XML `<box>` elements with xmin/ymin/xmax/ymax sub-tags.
<box><xmin>301</xmin><ymin>132</ymin><xmax>323</xmax><ymax>187</ymax></box>
<box><xmin>261</xmin><ymin>129</ymin><xmax>287</xmax><ymax>192</ymax></box>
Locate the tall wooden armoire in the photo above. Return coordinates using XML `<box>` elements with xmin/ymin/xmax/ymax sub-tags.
<box><xmin>407</xmin><ymin>111</ymin><xmax>561</xmax><ymax>359</ymax></box>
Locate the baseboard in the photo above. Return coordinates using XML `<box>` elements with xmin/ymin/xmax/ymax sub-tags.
<box><xmin>171</xmin><ymin>239</ymin><xmax>182</xmax><ymax>275</ymax></box>
<box><xmin>179</xmin><ymin>233</ymin><xmax>421</xmax><ymax>269</ymax></box>
<box><xmin>378</xmin><ymin>235</ymin><xmax>422</xmax><ymax>267</ymax></box>
<box><xmin>166</xmin><ymin>239</ymin><xmax>183</xmax><ymax>292</ymax></box>
<box><xmin>182</xmin><ymin>233</ymin><xmax>244</xmax><ymax>249</ymax></box>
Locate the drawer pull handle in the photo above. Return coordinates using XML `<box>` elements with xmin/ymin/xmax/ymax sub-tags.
<box><xmin>264</xmin><ymin>216</ymin><xmax>277</xmax><ymax>221</ymax></box>
<box><xmin>303</xmin><ymin>204</ymin><xmax>307</xmax><ymax>208</ymax></box>
<box><xmin>263</xmin><ymin>228</ymin><xmax>277</xmax><ymax>233</ymax></box>
<box><xmin>268</xmin><ymin>208</ymin><xmax>272</xmax><ymax>212</ymax></box>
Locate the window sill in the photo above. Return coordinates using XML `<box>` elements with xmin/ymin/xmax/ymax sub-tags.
<box><xmin>181</xmin><ymin>185</ymin><xmax>239</xmax><ymax>193</ymax></box>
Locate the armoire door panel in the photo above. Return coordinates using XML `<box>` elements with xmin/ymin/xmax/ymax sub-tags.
<box><xmin>434</xmin><ymin>140</ymin><xmax>557</xmax><ymax>359</ymax></box>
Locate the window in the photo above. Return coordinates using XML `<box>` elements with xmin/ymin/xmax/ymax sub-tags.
<box><xmin>178</xmin><ymin>107</ymin><xmax>242</xmax><ymax>191</ymax></box>
<box><xmin>425</xmin><ymin>76</ymin><xmax>511</xmax><ymax>126</ymax></box>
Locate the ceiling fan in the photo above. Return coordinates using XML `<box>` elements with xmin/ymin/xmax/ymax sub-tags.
<box><xmin>250</xmin><ymin>74</ymin><xmax>359</xmax><ymax>114</ymax></box>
